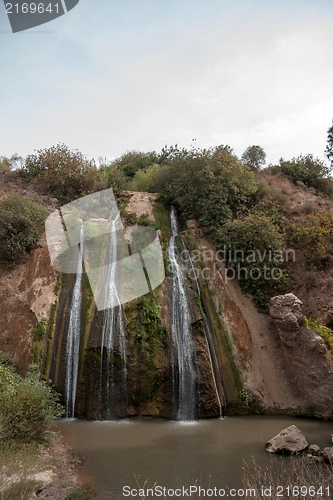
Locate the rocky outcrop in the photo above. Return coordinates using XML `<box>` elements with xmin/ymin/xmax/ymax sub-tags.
<box><xmin>0</xmin><ymin>235</ymin><xmax>58</xmax><ymax>375</ymax></box>
<box><xmin>269</xmin><ymin>292</ymin><xmax>333</xmax><ymax>418</ymax></box>
<box><xmin>266</xmin><ymin>425</ymin><xmax>308</xmax><ymax>454</ymax></box>
<box><xmin>270</xmin><ymin>293</ymin><xmax>303</xmax><ymax>333</ymax></box>
<box><xmin>269</xmin><ymin>293</ymin><xmax>304</xmax><ymax>347</ymax></box>
<box><xmin>183</xmin><ymin>225</ymin><xmax>302</xmax><ymax>413</ymax></box>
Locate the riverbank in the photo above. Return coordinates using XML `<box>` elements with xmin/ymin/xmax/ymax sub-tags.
<box><xmin>34</xmin><ymin>433</ymin><xmax>95</xmax><ymax>499</ymax></box>
<box><xmin>0</xmin><ymin>432</ymin><xmax>95</xmax><ymax>500</ymax></box>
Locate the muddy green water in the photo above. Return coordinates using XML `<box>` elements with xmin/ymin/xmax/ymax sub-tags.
<box><xmin>57</xmin><ymin>416</ymin><xmax>333</xmax><ymax>500</ymax></box>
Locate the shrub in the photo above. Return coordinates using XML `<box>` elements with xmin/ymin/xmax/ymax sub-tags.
<box><xmin>32</xmin><ymin>318</ymin><xmax>47</xmax><ymax>341</ymax></box>
<box><xmin>0</xmin><ymin>351</ymin><xmax>14</xmax><ymax>369</ymax></box>
<box><xmin>303</xmin><ymin>316</ymin><xmax>333</xmax><ymax>348</ymax></box>
<box><xmin>155</xmin><ymin>145</ymin><xmax>257</xmax><ymax>234</ymax></box>
<box><xmin>0</xmin><ymin>156</ymin><xmax>11</xmax><ymax>171</ymax></box>
<box><xmin>0</xmin><ymin>363</ymin><xmax>63</xmax><ymax>442</ymax></box>
<box><xmin>216</xmin><ymin>213</ymin><xmax>288</xmax><ymax>311</ymax></box>
<box><xmin>129</xmin><ymin>163</ymin><xmax>161</xmax><ymax>192</ymax></box>
<box><xmin>288</xmin><ymin>211</ymin><xmax>333</xmax><ymax>266</ymax></box>
<box><xmin>0</xmin><ymin>194</ymin><xmax>48</xmax><ymax>267</ymax></box>
<box><xmin>21</xmin><ymin>144</ymin><xmax>97</xmax><ymax>203</ymax></box>
<box><xmin>110</xmin><ymin>150</ymin><xmax>159</xmax><ymax>179</ymax></box>
<box><xmin>276</xmin><ymin>154</ymin><xmax>333</xmax><ymax>198</ymax></box>
<box><xmin>98</xmin><ymin>163</ymin><xmax>128</xmax><ymax>194</ymax></box>
<box><xmin>0</xmin><ymin>154</ymin><xmax>23</xmax><ymax>171</ymax></box>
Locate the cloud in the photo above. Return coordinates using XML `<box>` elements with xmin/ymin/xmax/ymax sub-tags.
<box><xmin>0</xmin><ymin>0</ymin><xmax>333</xmax><ymax>164</ymax></box>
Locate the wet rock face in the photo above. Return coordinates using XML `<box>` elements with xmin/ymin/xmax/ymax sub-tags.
<box><xmin>270</xmin><ymin>293</ymin><xmax>303</xmax><ymax>333</ymax></box>
<box><xmin>266</xmin><ymin>425</ymin><xmax>308</xmax><ymax>454</ymax></box>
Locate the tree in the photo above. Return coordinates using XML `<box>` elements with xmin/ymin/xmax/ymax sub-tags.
<box><xmin>21</xmin><ymin>144</ymin><xmax>97</xmax><ymax>203</ymax></box>
<box><xmin>154</xmin><ymin>145</ymin><xmax>257</xmax><ymax>234</ymax></box>
<box><xmin>279</xmin><ymin>154</ymin><xmax>333</xmax><ymax>197</ymax></box>
<box><xmin>111</xmin><ymin>150</ymin><xmax>158</xmax><ymax>179</ymax></box>
<box><xmin>0</xmin><ymin>154</ymin><xmax>23</xmax><ymax>171</ymax></box>
<box><xmin>241</xmin><ymin>145</ymin><xmax>266</xmax><ymax>171</ymax></box>
<box><xmin>325</xmin><ymin>119</ymin><xmax>333</xmax><ymax>169</ymax></box>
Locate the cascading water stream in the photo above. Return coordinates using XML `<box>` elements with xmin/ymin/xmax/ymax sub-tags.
<box><xmin>186</xmin><ymin>249</ymin><xmax>226</xmax><ymax>417</ymax></box>
<box><xmin>99</xmin><ymin>210</ymin><xmax>127</xmax><ymax>418</ymax></box>
<box><xmin>65</xmin><ymin>226</ymin><xmax>84</xmax><ymax>419</ymax></box>
<box><xmin>168</xmin><ymin>206</ymin><xmax>197</xmax><ymax>420</ymax></box>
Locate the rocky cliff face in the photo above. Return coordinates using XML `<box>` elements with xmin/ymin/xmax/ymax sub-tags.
<box><xmin>44</xmin><ymin>192</ymin><xmax>222</xmax><ymax>419</ymax></box>
<box><xmin>1</xmin><ymin>177</ymin><xmax>333</xmax><ymax>420</ymax></box>
<box><xmin>0</xmin><ymin>236</ymin><xmax>57</xmax><ymax>375</ymax></box>
<box><xmin>269</xmin><ymin>293</ymin><xmax>333</xmax><ymax>419</ymax></box>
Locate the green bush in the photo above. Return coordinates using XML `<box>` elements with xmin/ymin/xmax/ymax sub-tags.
<box><xmin>154</xmin><ymin>145</ymin><xmax>257</xmax><ymax>234</ymax></box>
<box><xmin>110</xmin><ymin>150</ymin><xmax>159</xmax><ymax>179</ymax></box>
<box><xmin>32</xmin><ymin>318</ymin><xmax>47</xmax><ymax>341</ymax></box>
<box><xmin>217</xmin><ymin>213</ymin><xmax>287</xmax><ymax>311</ymax></box>
<box><xmin>276</xmin><ymin>154</ymin><xmax>333</xmax><ymax>197</ymax></box>
<box><xmin>129</xmin><ymin>163</ymin><xmax>161</xmax><ymax>192</ymax></box>
<box><xmin>0</xmin><ymin>351</ymin><xmax>14</xmax><ymax>368</ymax></box>
<box><xmin>0</xmin><ymin>193</ymin><xmax>48</xmax><ymax>267</ymax></box>
<box><xmin>0</xmin><ymin>363</ymin><xmax>63</xmax><ymax>442</ymax></box>
<box><xmin>21</xmin><ymin>144</ymin><xmax>97</xmax><ymax>203</ymax></box>
<box><xmin>288</xmin><ymin>211</ymin><xmax>333</xmax><ymax>266</ymax></box>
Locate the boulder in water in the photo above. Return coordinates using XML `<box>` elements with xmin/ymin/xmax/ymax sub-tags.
<box><xmin>265</xmin><ymin>425</ymin><xmax>308</xmax><ymax>454</ymax></box>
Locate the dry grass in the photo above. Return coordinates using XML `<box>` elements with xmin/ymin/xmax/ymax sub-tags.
<box><xmin>243</xmin><ymin>455</ymin><xmax>333</xmax><ymax>499</ymax></box>
<box><xmin>0</xmin><ymin>442</ymin><xmax>48</xmax><ymax>500</ymax></box>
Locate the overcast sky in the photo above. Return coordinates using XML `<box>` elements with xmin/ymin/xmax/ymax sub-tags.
<box><xmin>1</xmin><ymin>0</ymin><xmax>333</xmax><ymax>165</ymax></box>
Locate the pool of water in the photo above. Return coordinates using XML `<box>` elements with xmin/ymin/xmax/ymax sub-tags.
<box><xmin>57</xmin><ymin>416</ymin><xmax>333</xmax><ymax>499</ymax></box>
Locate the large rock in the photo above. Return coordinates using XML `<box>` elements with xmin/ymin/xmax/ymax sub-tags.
<box><xmin>266</xmin><ymin>425</ymin><xmax>308</xmax><ymax>454</ymax></box>
<box><xmin>270</xmin><ymin>293</ymin><xmax>303</xmax><ymax>333</ymax></box>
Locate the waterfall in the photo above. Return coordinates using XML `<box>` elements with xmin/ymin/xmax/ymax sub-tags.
<box><xmin>168</xmin><ymin>207</ymin><xmax>197</xmax><ymax>420</ymax></box>
<box><xmin>187</xmin><ymin>249</ymin><xmax>226</xmax><ymax>417</ymax></box>
<box><xmin>99</xmin><ymin>212</ymin><xmax>127</xmax><ymax>419</ymax></box>
<box><xmin>65</xmin><ymin>226</ymin><xmax>84</xmax><ymax>419</ymax></box>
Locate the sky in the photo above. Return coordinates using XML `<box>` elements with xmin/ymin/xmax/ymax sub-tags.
<box><xmin>0</xmin><ymin>0</ymin><xmax>333</xmax><ymax>165</ymax></box>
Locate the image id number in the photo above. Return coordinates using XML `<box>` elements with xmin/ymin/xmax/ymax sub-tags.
<box><xmin>6</xmin><ymin>3</ymin><xmax>60</xmax><ymax>14</ymax></box>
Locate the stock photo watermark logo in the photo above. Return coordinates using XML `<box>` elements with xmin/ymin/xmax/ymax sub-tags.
<box><xmin>45</xmin><ymin>188</ymin><xmax>165</xmax><ymax>311</ymax></box>
<box><xmin>177</xmin><ymin>246</ymin><xmax>296</xmax><ymax>284</ymax></box>
<box><xmin>3</xmin><ymin>0</ymin><xmax>80</xmax><ymax>33</ymax></box>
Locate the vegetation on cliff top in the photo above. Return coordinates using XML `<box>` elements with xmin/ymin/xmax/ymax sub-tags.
<box><xmin>0</xmin><ymin>193</ymin><xmax>48</xmax><ymax>268</ymax></box>
<box><xmin>1</xmin><ymin>120</ymin><xmax>332</xmax><ymax>310</ymax></box>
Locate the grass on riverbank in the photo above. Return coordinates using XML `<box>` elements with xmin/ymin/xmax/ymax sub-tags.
<box><xmin>243</xmin><ymin>455</ymin><xmax>333</xmax><ymax>500</ymax></box>
<box><xmin>0</xmin><ymin>441</ymin><xmax>54</xmax><ymax>499</ymax></box>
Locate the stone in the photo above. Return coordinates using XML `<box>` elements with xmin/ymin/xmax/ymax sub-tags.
<box><xmin>308</xmin><ymin>335</ymin><xmax>327</xmax><ymax>354</ymax></box>
<box><xmin>308</xmin><ymin>444</ymin><xmax>321</xmax><ymax>455</ymax></box>
<box><xmin>29</xmin><ymin>470</ymin><xmax>55</xmax><ymax>489</ymax></box>
<box><xmin>266</xmin><ymin>425</ymin><xmax>308</xmax><ymax>454</ymax></box>
<box><xmin>305</xmin><ymin>454</ymin><xmax>323</xmax><ymax>463</ymax></box>
<box><xmin>322</xmin><ymin>447</ymin><xmax>333</xmax><ymax>463</ymax></box>
<box><xmin>270</xmin><ymin>293</ymin><xmax>303</xmax><ymax>333</ymax></box>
